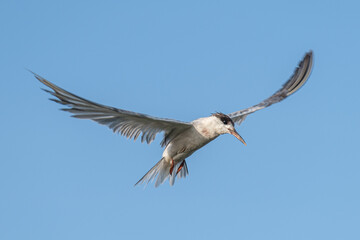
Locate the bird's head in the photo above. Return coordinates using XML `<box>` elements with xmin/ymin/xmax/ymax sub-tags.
<box><xmin>212</xmin><ymin>113</ymin><xmax>246</xmax><ymax>145</ymax></box>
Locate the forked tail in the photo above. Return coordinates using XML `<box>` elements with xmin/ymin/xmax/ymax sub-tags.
<box><xmin>135</xmin><ymin>158</ymin><xmax>188</xmax><ymax>187</ymax></box>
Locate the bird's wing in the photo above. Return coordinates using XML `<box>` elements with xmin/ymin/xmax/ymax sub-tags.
<box><xmin>228</xmin><ymin>51</ymin><xmax>313</xmax><ymax>124</ymax></box>
<box><xmin>33</xmin><ymin>72</ymin><xmax>192</xmax><ymax>146</ymax></box>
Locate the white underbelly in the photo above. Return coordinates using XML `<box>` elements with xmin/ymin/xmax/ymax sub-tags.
<box><xmin>162</xmin><ymin>127</ymin><xmax>214</xmax><ymax>163</ymax></box>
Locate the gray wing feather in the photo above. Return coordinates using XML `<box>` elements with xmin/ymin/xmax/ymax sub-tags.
<box><xmin>33</xmin><ymin>72</ymin><xmax>192</xmax><ymax>146</ymax></box>
<box><xmin>228</xmin><ymin>51</ymin><xmax>313</xmax><ymax>124</ymax></box>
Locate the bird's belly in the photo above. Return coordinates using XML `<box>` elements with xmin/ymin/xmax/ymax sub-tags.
<box><xmin>162</xmin><ymin>128</ymin><xmax>213</xmax><ymax>163</ymax></box>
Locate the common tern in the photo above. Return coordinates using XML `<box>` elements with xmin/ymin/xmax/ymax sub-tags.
<box><xmin>32</xmin><ymin>51</ymin><xmax>313</xmax><ymax>187</ymax></box>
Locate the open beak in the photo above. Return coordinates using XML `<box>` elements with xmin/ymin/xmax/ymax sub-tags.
<box><xmin>230</xmin><ymin>130</ymin><xmax>247</xmax><ymax>146</ymax></box>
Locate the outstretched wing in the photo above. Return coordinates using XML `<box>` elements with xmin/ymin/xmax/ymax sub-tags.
<box><xmin>33</xmin><ymin>72</ymin><xmax>192</xmax><ymax>146</ymax></box>
<box><xmin>228</xmin><ymin>51</ymin><xmax>313</xmax><ymax>124</ymax></box>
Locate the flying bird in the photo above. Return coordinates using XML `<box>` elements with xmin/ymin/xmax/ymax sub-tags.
<box><xmin>32</xmin><ymin>51</ymin><xmax>313</xmax><ymax>187</ymax></box>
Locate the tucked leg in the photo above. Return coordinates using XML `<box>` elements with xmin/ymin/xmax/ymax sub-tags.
<box><xmin>176</xmin><ymin>160</ymin><xmax>185</xmax><ymax>175</ymax></box>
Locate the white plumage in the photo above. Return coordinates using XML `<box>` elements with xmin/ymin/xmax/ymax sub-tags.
<box><xmin>32</xmin><ymin>51</ymin><xmax>313</xmax><ymax>187</ymax></box>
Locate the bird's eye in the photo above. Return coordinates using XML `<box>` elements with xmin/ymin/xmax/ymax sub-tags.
<box><xmin>221</xmin><ymin>118</ymin><xmax>228</xmax><ymax>124</ymax></box>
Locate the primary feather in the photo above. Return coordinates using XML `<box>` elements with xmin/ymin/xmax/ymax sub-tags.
<box><xmin>32</xmin><ymin>72</ymin><xmax>192</xmax><ymax>146</ymax></box>
<box><xmin>228</xmin><ymin>51</ymin><xmax>313</xmax><ymax>124</ymax></box>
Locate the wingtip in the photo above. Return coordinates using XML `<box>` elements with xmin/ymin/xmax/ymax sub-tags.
<box><xmin>27</xmin><ymin>69</ymin><xmax>45</xmax><ymax>83</ymax></box>
<box><xmin>304</xmin><ymin>50</ymin><xmax>314</xmax><ymax>66</ymax></box>
<box><xmin>26</xmin><ymin>68</ymin><xmax>38</xmax><ymax>77</ymax></box>
<box><xmin>286</xmin><ymin>50</ymin><xmax>314</xmax><ymax>96</ymax></box>
<box><xmin>306</xmin><ymin>50</ymin><xmax>313</xmax><ymax>62</ymax></box>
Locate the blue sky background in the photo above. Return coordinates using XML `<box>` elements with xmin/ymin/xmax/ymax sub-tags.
<box><xmin>1</xmin><ymin>1</ymin><xmax>360</xmax><ymax>239</ymax></box>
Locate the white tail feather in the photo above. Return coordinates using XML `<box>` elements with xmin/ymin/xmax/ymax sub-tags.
<box><xmin>135</xmin><ymin>159</ymin><xmax>188</xmax><ymax>187</ymax></box>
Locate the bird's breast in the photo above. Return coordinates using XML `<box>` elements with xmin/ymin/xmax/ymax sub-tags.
<box><xmin>162</xmin><ymin>126</ymin><xmax>213</xmax><ymax>162</ymax></box>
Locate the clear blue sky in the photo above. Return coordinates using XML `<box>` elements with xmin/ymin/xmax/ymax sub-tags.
<box><xmin>1</xmin><ymin>1</ymin><xmax>359</xmax><ymax>240</ymax></box>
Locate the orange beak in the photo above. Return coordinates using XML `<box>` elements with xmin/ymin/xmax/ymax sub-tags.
<box><xmin>230</xmin><ymin>130</ymin><xmax>246</xmax><ymax>146</ymax></box>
